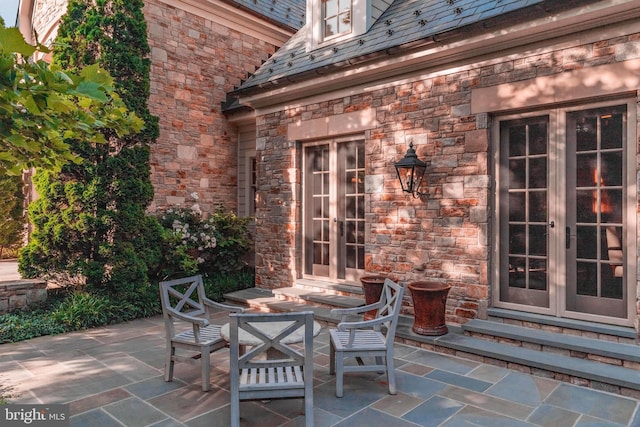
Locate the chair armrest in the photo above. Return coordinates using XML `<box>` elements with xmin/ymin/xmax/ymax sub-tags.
<box><xmin>203</xmin><ymin>297</ymin><xmax>245</xmax><ymax>313</ymax></box>
<box><xmin>166</xmin><ymin>306</ymin><xmax>209</xmax><ymax>326</ymax></box>
<box><xmin>331</xmin><ymin>301</ymin><xmax>382</xmax><ymax>322</ymax></box>
<box><xmin>336</xmin><ymin>313</ymin><xmax>391</xmax><ymax>332</ymax></box>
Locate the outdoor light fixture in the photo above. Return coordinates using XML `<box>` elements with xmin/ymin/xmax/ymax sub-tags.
<box><xmin>394</xmin><ymin>141</ymin><xmax>426</xmax><ymax>198</ymax></box>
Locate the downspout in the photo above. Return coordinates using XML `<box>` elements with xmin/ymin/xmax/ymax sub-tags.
<box><xmin>17</xmin><ymin>0</ymin><xmax>35</xmax><ymax>44</ymax></box>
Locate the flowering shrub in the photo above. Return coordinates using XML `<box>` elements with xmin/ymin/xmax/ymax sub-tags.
<box><xmin>156</xmin><ymin>193</ymin><xmax>252</xmax><ymax>277</ymax></box>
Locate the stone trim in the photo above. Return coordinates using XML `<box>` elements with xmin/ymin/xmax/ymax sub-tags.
<box><xmin>471</xmin><ymin>59</ymin><xmax>640</xmax><ymax>114</ymax></box>
<box><xmin>287</xmin><ymin>108</ymin><xmax>378</xmax><ymax>141</ymax></box>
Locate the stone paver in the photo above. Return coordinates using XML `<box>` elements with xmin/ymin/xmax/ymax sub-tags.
<box><xmin>1</xmin><ymin>314</ymin><xmax>639</xmax><ymax>426</ymax></box>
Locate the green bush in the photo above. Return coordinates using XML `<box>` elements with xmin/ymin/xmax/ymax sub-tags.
<box><xmin>19</xmin><ymin>0</ymin><xmax>161</xmax><ymax>319</ymax></box>
<box><xmin>0</xmin><ymin>307</ymin><xmax>66</xmax><ymax>344</ymax></box>
<box><xmin>51</xmin><ymin>292</ymin><xmax>115</xmax><ymax>330</ymax></box>
<box><xmin>0</xmin><ymin>175</ymin><xmax>24</xmax><ymax>259</ymax></box>
<box><xmin>156</xmin><ymin>199</ymin><xmax>253</xmax><ymax>278</ymax></box>
<box><xmin>202</xmin><ymin>268</ymin><xmax>255</xmax><ymax>301</ymax></box>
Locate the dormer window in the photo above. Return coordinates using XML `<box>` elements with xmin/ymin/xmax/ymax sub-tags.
<box><xmin>307</xmin><ymin>0</ymin><xmax>392</xmax><ymax>51</ymax></box>
<box><xmin>323</xmin><ymin>0</ymin><xmax>352</xmax><ymax>40</ymax></box>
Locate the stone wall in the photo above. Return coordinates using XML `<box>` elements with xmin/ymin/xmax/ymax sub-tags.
<box><xmin>0</xmin><ymin>280</ymin><xmax>47</xmax><ymax>314</ymax></box>
<box><xmin>144</xmin><ymin>0</ymin><xmax>279</xmax><ymax>214</ymax></box>
<box><xmin>253</xmin><ymin>30</ymin><xmax>640</xmax><ymax>326</ymax></box>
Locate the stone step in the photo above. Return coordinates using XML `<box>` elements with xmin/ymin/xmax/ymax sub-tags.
<box><xmin>487</xmin><ymin>307</ymin><xmax>637</xmax><ymax>343</ymax></box>
<box><xmin>293</xmin><ymin>278</ymin><xmax>363</xmax><ymax>297</ymax></box>
<box><xmin>273</xmin><ymin>286</ymin><xmax>365</xmax><ymax>308</ymax></box>
<box><xmin>433</xmin><ymin>332</ymin><xmax>640</xmax><ymax>393</ymax></box>
<box><xmin>463</xmin><ymin>319</ymin><xmax>640</xmax><ymax>370</ymax></box>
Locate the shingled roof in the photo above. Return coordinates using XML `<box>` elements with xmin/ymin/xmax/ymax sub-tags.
<box><xmin>226</xmin><ymin>0</ymin><xmax>306</xmax><ymax>30</ymax></box>
<box><xmin>234</xmin><ymin>0</ymin><xmax>596</xmax><ymax>95</ymax></box>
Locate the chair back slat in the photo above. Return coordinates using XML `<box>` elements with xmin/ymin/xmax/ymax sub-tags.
<box><xmin>231</xmin><ymin>312</ymin><xmax>312</xmax><ymax>370</ymax></box>
<box><xmin>229</xmin><ymin>311</ymin><xmax>315</xmax><ymax>427</ymax></box>
<box><xmin>160</xmin><ymin>276</ymin><xmax>206</xmax><ymax>318</ymax></box>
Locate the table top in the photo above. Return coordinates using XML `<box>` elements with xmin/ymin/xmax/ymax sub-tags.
<box><xmin>220</xmin><ymin>320</ymin><xmax>322</xmax><ymax>346</ymax></box>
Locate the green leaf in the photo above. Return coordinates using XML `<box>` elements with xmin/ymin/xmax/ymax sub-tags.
<box><xmin>70</xmin><ymin>81</ymin><xmax>108</xmax><ymax>102</ymax></box>
<box><xmin>0</xmin><ymin>27</ymin><xmax>36</xmax><ymax>57</ymax></box>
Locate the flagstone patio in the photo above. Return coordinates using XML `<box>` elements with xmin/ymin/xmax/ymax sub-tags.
<box><xmin>1</xmin><ymin>311</ymin><xmax>639</xmax><ymax>426</ymax></box>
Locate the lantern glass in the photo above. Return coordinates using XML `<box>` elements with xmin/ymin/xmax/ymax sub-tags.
<box><xmin>394</xmin><ymin>142</ymin><xmax>426</xmax><ymax>196</ymax></box>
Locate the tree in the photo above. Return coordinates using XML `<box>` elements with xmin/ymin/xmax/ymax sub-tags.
<box><xmin>0</xmin><ymin>174</ymin><xmax>24</xmax><ymax>258</ymax></box>
<box><xmin>20</xmin><ymin>0</ymin><xmax>162</xmax><ymax>317</ymax></box>
<box><xmin>0</xmin><ymin>23</ymin><xmax>143</xmax><ymax>175</ymax></box>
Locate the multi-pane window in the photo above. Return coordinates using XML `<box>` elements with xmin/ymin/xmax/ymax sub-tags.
<box><xmin>323</xmin><ymin>0</ymin><xmax>351</xmax><ymax>39</ymax></box>
<box><xmin>250</xmin><ymin>157</ymin><xmax>257</xmax><ymax>216</ymax></box>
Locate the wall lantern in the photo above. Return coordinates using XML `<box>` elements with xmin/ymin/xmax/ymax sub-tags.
<box><xmin>394</xmin><ymin>141</ymin><xmax>426</xmax><ymax>198</ymax></box>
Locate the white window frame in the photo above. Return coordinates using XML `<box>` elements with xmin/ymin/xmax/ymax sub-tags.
<box><xmin>306</xmin><ymin>0</ymin><xmax>370</xmax><ymax>51</ymax></box>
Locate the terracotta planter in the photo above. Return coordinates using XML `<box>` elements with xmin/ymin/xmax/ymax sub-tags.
<box><xmin>408</xmin><ymin>281</ymin><xmax>451</xmax><ymax>336</ymax></box>
<box><xmin>360</xmin><ymin>276</ymin><xmax>385</xmax><ymax>320</ymax></box>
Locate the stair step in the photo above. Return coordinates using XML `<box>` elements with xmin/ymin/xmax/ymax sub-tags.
<box><xmin>433</xmin><ymin>333</ymin><xmax>640</xmax><ymax>391</ymax></box>
<box><xmin>273</xmin><ymin>286</ymin><xmax>365</xmax><ymax>308</ymax></box>
<box><xmin>293</xmin><ymin>278</ymin><xmax>363</xmax><ymax>296</ymax></box>
<box><xmin>487</xmin><ymin>308</ymin><xmax>637</xmax><ymax>342</ymax></box>
<box><xmin>463</xmin><ymin>319</ymin><xmax>640</xmax><ymax>366</ymax></box>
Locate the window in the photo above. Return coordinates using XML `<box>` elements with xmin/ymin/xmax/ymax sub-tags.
<box><xmin>322</xmin><ymin>0</ymin><xmax>351</xmax><ymax>40</ymax></box>
<box><xmin>249</xmin><ymin>156</ymin><xmax>257</xmax><ymax>216</ymax></box>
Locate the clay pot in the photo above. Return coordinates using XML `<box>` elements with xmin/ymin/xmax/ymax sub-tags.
<box><xmin>408</xmin><ymin>281</ymin><xmax>451</xmax><ymax>336</ymax></box>
<box><xmin>360</xmin><ymin>276</ymin><xmax>385</xmax><ymax>320</ymax></box>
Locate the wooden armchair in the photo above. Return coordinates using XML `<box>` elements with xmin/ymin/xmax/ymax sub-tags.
<box><xmin>329</xmin><ymin>278</ymin><xmax>404</xmax><ymax>397</ymax></box>
<box><xmin>159</xmin><ymin>275</ymin><xmax>244</xmax><ymax>391</ymax></box>
<box><xmin>229</xmin><ymin>311</ymin><xmax>315</xmax><ymax>427</ymax></box>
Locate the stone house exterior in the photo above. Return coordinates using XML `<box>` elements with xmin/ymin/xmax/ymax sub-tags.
<box><xmin>19</xmin><ymin>0</ymin><xmax>305</xmax><ymax>216</ymax></box>
<box><xmin>231</xmin><ymin>0</ymin><xmax>640</xmax><ymax>334</ymax></box>
<box><xmin>20</xmin><ymin>0</ymin><xmax>640</xmax><ymax>337</ymax></box>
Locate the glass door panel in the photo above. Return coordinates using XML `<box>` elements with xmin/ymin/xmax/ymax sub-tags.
<box><xmin>499</xmin><ymin>117</ymin><xmax>550</xmax><ymax>307</ymax></box>
<box><xmin>308</xmin><ymin>145</ymin><xmax>330</xmax><ymax>277</ymax></box>
<box><xmin>304</xmin><ymin>140</ymin><xmax>365</xmax><ymax>281</ymax></box>
<box><xmin>566</xmin><ymin>106</ymin><xmax>626</xmax><ymax>317</ymax></box>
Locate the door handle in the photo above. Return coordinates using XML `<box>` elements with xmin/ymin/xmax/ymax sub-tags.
<box><xmin>566</xmin><ymin>226</ymin><xmax>571</xmax><ymax>249</ymax></box>
<box><xmin>334</xmin><ymin>218</ymin><xmax>344</xmax><ymax>237</ymax></box>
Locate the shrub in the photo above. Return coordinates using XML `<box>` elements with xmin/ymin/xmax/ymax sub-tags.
<box><xmin>0</xmin><ymin>175</ymin><xmax>25</xmax><ymax>259</ymax></box>
<box><xmin>19</xmin><ymin>0</ymin><xmax>161</xmax><ymax>317</ymax></box>
<box><xmin>156</xmin><ymin>195</ymin><xmax>253</xmax><ymax>278</ymax></box>
<box><xmin>51</xmin><ymin>292</ymin><xmax>115</xmax><ymax>330</ymax></box>
<box><xmin>0</xmin><ymin>306</ymin><xmax>66</xmax><ymax>344</ymax></box>
<box><xmin>202</xmin><ymin>268</ymin><xmax>255</xmax><ymax>301</ymax></box>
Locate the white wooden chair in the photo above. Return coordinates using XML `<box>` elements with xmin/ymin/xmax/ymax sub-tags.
<box><xmin>229</xmin><ymin>311</ymin><xmax>315</xmax><ymax>427</ymax></box>
<box><xmin>159</xmin><ymin>275</ymin><xmax>244</xmax><ymax>391</ymax></box>
<box><xmin>329</xmin><ymin>278</ymin><xmax>404</xmax><ymax>397</ymax></box>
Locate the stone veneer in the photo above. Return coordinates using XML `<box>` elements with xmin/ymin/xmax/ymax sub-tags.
<box><xmin>253</xmin><ymin>31</ymin><xmax>640</xmax><ymax>327</ymax></box>
<box><xmin>143</xmin><ymin>0</ymin><xmax>278</xmax><ymax>214</ymax></box>
<box><xmin>0</xmin><ymin>280</ymin><xmax>48</xmax><ymax>314</ymax></box>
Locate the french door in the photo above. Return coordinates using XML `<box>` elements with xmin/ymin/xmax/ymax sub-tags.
<box><xmin>495</xmin><ymin>101</ymin><xmax>636</xmax><ymax>325</ymax></box>
<box><xmin>303</xmin><ymin>139</ymin><xmax>365</xmax><ymax>282</ymax></box>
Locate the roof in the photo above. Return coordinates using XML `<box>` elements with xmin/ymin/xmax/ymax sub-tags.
<box><xmin>234</xmin><ymin>0</ymin><xmax>596</xmax><ymax>95</ymax></box>
<box><xmin>225</xmin><ymin>0</ymin><xmax>306</xmax><ymax>31</ymax></box>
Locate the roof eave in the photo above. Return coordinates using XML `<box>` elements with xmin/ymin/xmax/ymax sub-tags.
<box><xmin>233</xmin><ymin>0</ymin><xmax>640</xmax><ymax>109</ymax></box>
